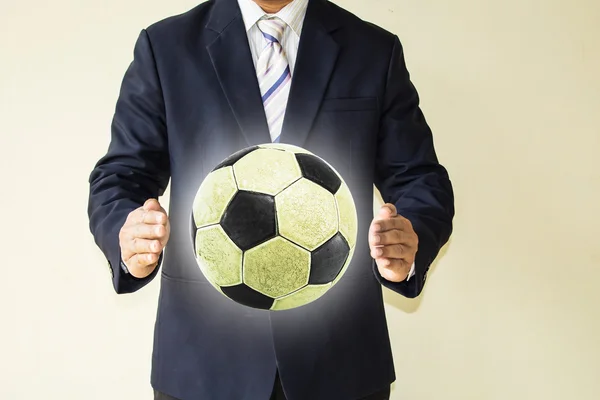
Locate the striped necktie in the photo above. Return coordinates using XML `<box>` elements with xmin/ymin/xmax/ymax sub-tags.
<box><xmin>256</xmin><ymin>17</ymin><xmax>291</xmax><ymax>143</ymax></box>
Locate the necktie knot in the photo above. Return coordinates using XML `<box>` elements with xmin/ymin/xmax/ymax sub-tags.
<box><xmin>257</xmin><ymin>17</ymin><xmax>286</xmax><ymax>44</ymax></box>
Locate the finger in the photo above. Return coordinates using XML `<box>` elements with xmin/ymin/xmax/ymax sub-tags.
<box><xmin>376</xmin><ymin>257</ymin><xmax>405</xmax><ymax>269</ymax></box>
<box><xmin>136</xmin><ymin>210</ymin><xmax>168</xmax><ymax>225</ymax></box>
<box><xmin>371</xmin><ymin>217</ymin><xmax>406</xmax><ymax>233</ymax></box>
<box><xmin>138</xmin><ymin>199</ymin><xmax>166</xmax><ymax>223</ymax></box>
<box><xmin>376</xmin><ymin>258</ymin><xmax>411</xmax><ymax>282</ymax></box>
<box><xmin>125</xmin><ymin>223</ymin><xmax>168</xmax><ymax>240</ymax></box>
<box><xmin>130</xmin><ymin>237</ymin><xmax>164</xmax><ymax>255</ymax></box>
<box><xmin>143</xmin><ymin>198</ymin><xmax>162</xmax><ymax>211</ymax></box>
<box><xmin>377</xmin><ymin>203</ymin><xmax>397</xmax><ymax>219</ymax></box>
<box><xmin>126</xmin><ymin>253</ymin><xmax>160</xmax><ymax>270</ymax></box>
<box><xmin>369</xmin><ymin>229</ymin><xmax>408</xmax><ymax>247</ymax></box>
<box><xmin>371</xmin><ymin>243</ymin><xmax>407</xmax><ymax>260</ymax></box>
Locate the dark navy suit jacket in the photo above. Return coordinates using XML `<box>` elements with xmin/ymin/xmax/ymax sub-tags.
<box><xmin>88</xmin><ymin>0</ymin><xmax>454</xmax><ymax>399</ymax></box>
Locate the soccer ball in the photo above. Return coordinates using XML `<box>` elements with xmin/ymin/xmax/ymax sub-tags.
<box><xmin>190</xmin><ymin>143</ymin><xmax>357</xmax><ymax>310</ymax></box>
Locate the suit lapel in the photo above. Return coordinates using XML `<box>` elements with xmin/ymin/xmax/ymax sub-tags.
<box><xmin>206</xmin><ymin>0</ymin><xmax>271</xmax><ymax>147</ymax></box>
<box><xmin>280</xmin><ymin>0</ymin><xmax>341</xmax><ymax>148</ymax></box>
<box><xmin>205</xmin><ymin>0</ymin><xmax>343</xmax><ymax>148</ymax></box>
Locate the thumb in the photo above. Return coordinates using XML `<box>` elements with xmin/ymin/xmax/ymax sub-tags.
<box><xmin>378</xmin><ymin>203</ymin><xmax>397</xmax><ymax>219</ymax></box>
<box><xmin>143</xmin><ymin>198</ymin><xmax>162</xmax><ymax>211</ymax></box>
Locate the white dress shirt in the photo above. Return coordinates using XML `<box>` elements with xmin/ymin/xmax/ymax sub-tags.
<box><xmin>237</xmin><ymin>0</ymin><xmax>308</xmax><ymax>75</ymax></box>
<box><xmin>236</xmin><ymin>0</ymin><xmax>416</xmax><ymax>282</ymax></box>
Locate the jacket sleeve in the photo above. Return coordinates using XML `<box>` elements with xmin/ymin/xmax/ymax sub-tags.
<box><xmin>372</xmin><ymin>35</ymin><xmax>455</xmax><ymax>298</ymax></box>
<box><xmin>88</xmin><ymin>29</ymin><xmax>170</xmax><ymax>294</ymax></box>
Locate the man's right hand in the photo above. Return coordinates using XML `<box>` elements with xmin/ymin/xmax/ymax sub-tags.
<box><xmin>119</xmin><ymin>199</ymin><xmax>170</xmax><ymax>279</ymax></box>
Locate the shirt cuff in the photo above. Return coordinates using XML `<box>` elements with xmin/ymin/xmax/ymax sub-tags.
<box><xmin>120</xmin><ymin>258</ymin><xmax>131</xmax><ymax>274</ymax></box>
<box><xmin>406</xmin><ymin>261</ymin><xmax>416</xmax><ymax>281</ymax></box>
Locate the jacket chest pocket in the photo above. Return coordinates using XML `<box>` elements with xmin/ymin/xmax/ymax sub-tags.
<box><xmin>309</xmin><ymin>97</ymin><xmax>379</xmax><ymax>179</ymax></box>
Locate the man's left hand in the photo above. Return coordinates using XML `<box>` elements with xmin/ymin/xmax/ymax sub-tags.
<box><xmin>369</xmin><ymin>203</ymin><xmax>419</xmax><ymax>282</ymax></box>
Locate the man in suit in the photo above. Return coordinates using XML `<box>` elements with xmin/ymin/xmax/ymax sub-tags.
<box><xmin>88</xmin><ymin>0</ymin><xmax>454</xmax><ymax>398</ymax></box>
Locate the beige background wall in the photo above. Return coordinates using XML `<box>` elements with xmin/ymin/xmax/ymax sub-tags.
<box><xmin>1</xmin><ymin>0</ymin><xmax>599</xmax><ymax>398</ymax></box>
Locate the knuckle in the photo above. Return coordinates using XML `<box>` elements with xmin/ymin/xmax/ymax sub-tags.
<box><xmin>143</xmin><ymin>255</ymin><xmax>156</xmax><ymax>266</ymax></box>
<box><xmin>136</xmin><ymin>255</ymin><xmax>149</xmax><ymax>267</ymax></box>
<box><xmin>377</xmin><ymin>232</ymin><xmax>388</xmax><ymax>245</ymax></box>
<box><xmin>125</xmin><ymin>257</ymin><xmax>137</xmax><ymax>269</ymax></box>
<box><xmin>395</xmin><ymin>244</ymin><xmax>404</xmax><ymax>255</ymax></box>
<box><xmin>134</xmin><ymin>259</ymin><xmax>145</xmax><ymax>269</ymax></box>
<box><xmin>129</xmin><ymin>208</ymin><xmax>141</xmax><ymax>220</ymax></box>
<box><xmin>133</xmin><ymin>261</ymin><xmax>146</xmax><ymax>270</ymax></box>
<box><xmin>386</xmin><ymin>231</ymin><xmax>399</xmax><ymax>245</ymax></box>
<box><xmin>132</xmin><ymin>237</ymin><xmax>142</xmax><ymax>251</ymax></box>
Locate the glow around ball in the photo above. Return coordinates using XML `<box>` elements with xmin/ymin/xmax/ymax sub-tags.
<box><xmin>190</xmin><ymin>143</ymin><xmax>357</xmax><ymax>310</ymax></box>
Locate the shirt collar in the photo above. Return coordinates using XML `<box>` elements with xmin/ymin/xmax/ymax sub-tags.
<box><xmin>237</xmin><ymin>0</ymin><xmax>309</xmax><ymax>37</ymax></box>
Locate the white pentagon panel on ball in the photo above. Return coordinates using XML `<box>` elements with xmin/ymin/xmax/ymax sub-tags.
<box><xmin>332</xmin><ymin>245</ymin><xmax>355</xmax><ymax>286</ymax></box>
<box><xmin>271</xmin><ymin>283</ymin><xmax>333</xmax><ymax>311</ymax></box>
<box><xmin>194</xmin><ymin>225</ymin><xmax>243</xmax><ymax>287</ymax></box>
<box><xmin>233</xmin><ymin>148</ymin><xmax>302</xmax><ymax>196</ymax></box>
<box><xmin>257</xmin><ymin>142</ymin><xmax>313</xmax><ymax>155</ymax></box>
<box><xmin>276</xmin><ymin>178</ymin><xmax>339</xmax><ymax>251</ymax></box>
<box><xmin>243</xmin><ymin>236</ymin><xmax>310</xmax><ymax>298</ymax></box>
<box><xmin>192</xmin><ymin>166</ymin><xmax>238</xmax><ymax>228</ymax></box>
<box><xmin>334</xmin><ymin>182</ymin><xmax>358</xmax><ymax>249</ymax></box>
